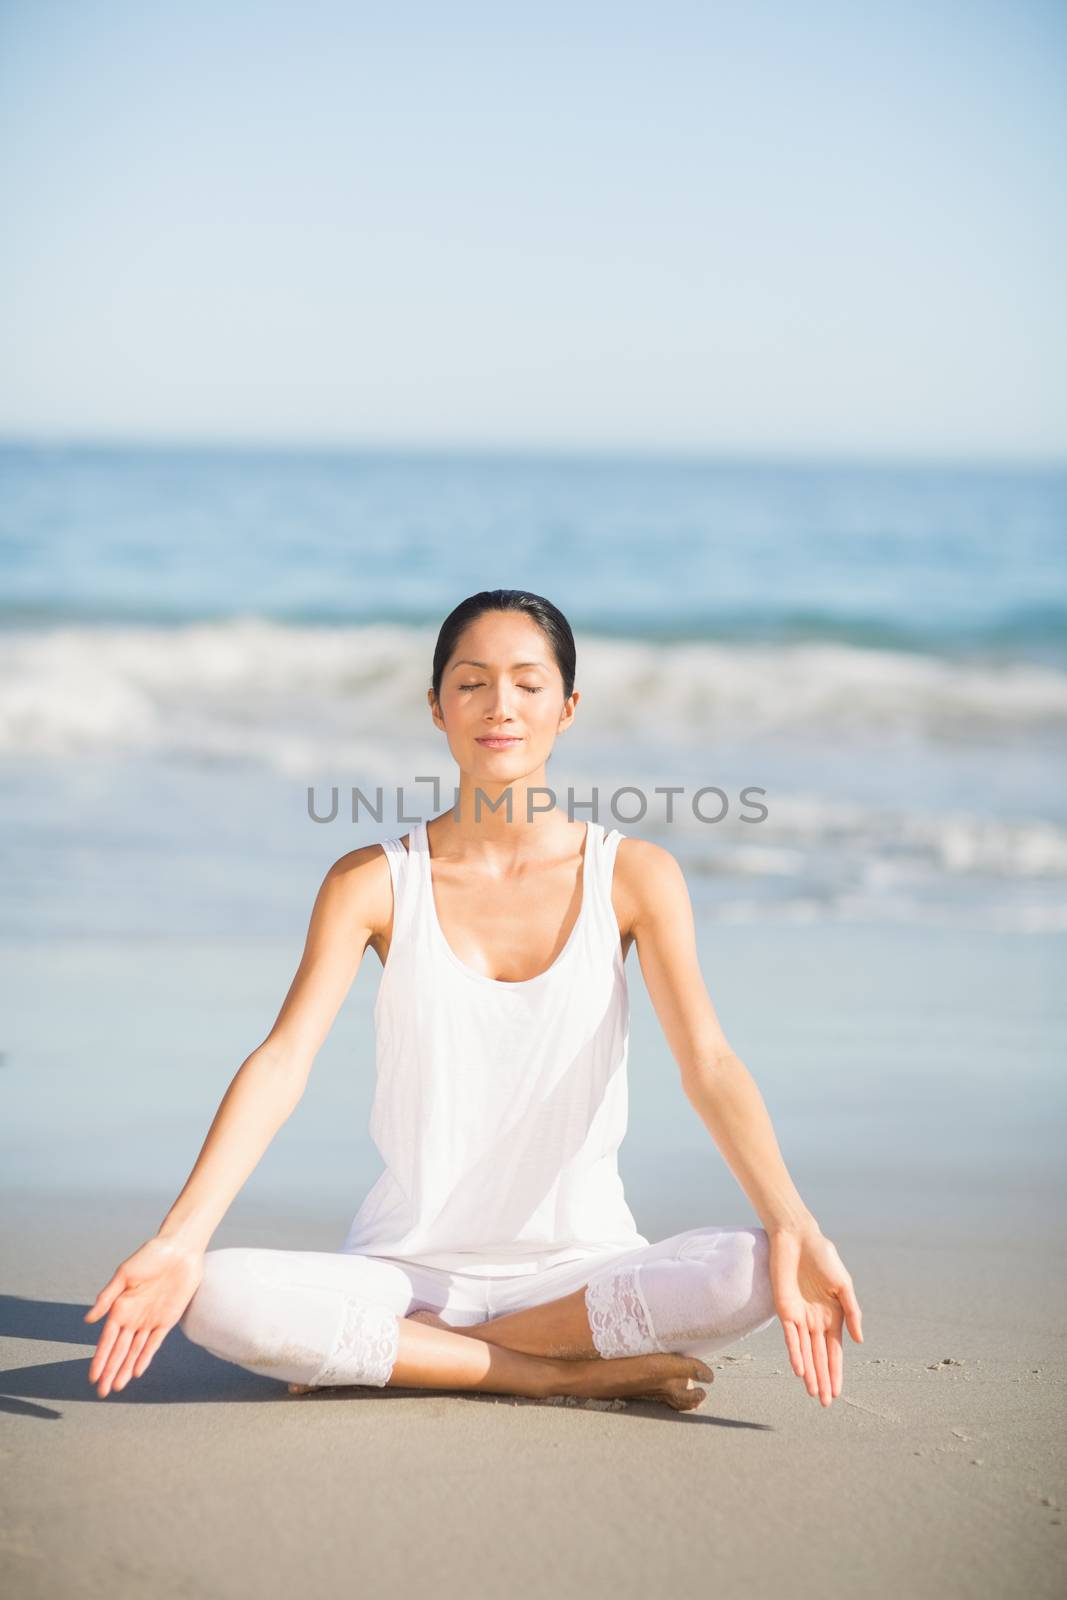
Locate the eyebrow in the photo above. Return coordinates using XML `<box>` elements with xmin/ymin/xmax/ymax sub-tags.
<box><xmin>449</xmin><ymin>659</ymin><xmax>549</xmax><ymax>672</ymax></box>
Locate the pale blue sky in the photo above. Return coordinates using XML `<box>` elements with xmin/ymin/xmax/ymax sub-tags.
<box><xmin>1</xmin><ymin>0</ymin><xmax>1064</xmax><ymax>460</ymax></box>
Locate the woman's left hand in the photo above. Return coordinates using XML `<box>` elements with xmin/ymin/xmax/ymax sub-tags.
<box><xmin>767</xmin><ymin>1226</ymin><xmax>864</xmax><ymax>1406</ymax></box>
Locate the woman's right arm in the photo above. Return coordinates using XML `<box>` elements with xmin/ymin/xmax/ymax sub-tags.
<box><xmin>85</xmin><ymin>844</ymin><xmax>390</xmax><ymax>1398</ymax></box>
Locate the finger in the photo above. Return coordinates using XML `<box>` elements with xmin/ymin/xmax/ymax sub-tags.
<box><xmin>782</xmin><ymin>1320</ymin><xmax>805</xmax><ymax>1379</ymax></box>
<box><xmin>797</xmin><ymin>1319</ymin><xmax>818</xmax><ymax>1398</ymax></box>
<box><xmin>84</xmin><ymin>1271</ymin><xmax>126</xmax><ymax>1324</ymax></box>
<box><xmin>97</xmin><ymin>1323</ymin><xmax>135</xmax><ymax>1396</ymax></box>
<box><xmin>112</xmin><ymin>1326</ymin><xmax>152</xmax><ymax>1391</ymax></box>
<box><xmin>97</xmin><ymin>1326</ymin><xmax>136</xmax><ymax>1398</ymax></box>
<box><xmin>88</xmin><ymin>1317</ymin><xmax>123</xmax><ymax>1384</ymax></box>
<box><xmin>839</xmin><ymin>1280</ymin><xmax>864</xmax><ymax>1344</ymax></box>
<box><xmin>810</xmin><ymin>1324</ymin><xmax>833</xmax><ymax>1406</ymax></box>
<box><xmin>133</xmin><ymin>1326</ymin><xmax>167</xmax><ymax>1379</ymax></box>
<box><xmin>827</xmin><ymin>1322</ymin><xmax>844</xmax><ymax>1398</ymax></box>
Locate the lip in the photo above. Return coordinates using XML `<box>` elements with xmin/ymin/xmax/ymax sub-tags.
<box><xmin>476</xmin><ymin>736</ymin><xmax>522</xmax><ymax>747</ymax></box>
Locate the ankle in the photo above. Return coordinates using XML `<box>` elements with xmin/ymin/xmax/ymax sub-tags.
<box><xmin>535</xmin><ymin>1355</ymin><xmax>590</xmax><ymax>1399</ymax></box>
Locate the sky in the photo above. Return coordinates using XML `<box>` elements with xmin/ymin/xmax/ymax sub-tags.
<box><xmin>1</xmin><ymin>0</ymin><xmax>1065</xmax><ymax>461</ymax></box>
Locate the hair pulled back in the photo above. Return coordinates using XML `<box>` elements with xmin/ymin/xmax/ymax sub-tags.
<box><xmin>431</xmin><ymin>590</ymin><xmax>576</xmax><ymax>704</ymax></box>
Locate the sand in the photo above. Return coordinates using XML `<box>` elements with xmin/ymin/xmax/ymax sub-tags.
<box><xmin>2</xmin><ymin>1186</ymin><xmax>1064</xmax><ymax>1600</ymax></box>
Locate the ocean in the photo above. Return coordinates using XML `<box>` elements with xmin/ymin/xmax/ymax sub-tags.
<box><xmin>2</xmin><ymin>440</ymin><xmax>1065</xmax><ymax>938</ymax></box>
<box><xmin>2</xmin><ymin>441</ymin><xmax>1064</xmax><ymax>1219</ymax></box>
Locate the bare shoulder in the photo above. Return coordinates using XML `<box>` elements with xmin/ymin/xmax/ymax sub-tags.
<box><xmin>319</xmin><ymin>836</ymin><xmax>407</xmax><ymax>938</ymax></box>
<box><xmin>328</xmin><ymin>832</ymin><xmax>412</xmax><ymax>873</ymax></box>
<box><xmin>613</xmin><ymin>835</ymin><xmax>691</xmax><ymax>935</ymax></box>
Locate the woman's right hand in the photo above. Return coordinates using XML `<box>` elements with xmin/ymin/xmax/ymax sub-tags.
<box><xmin>84</xmin><ymin>1235</ymin><xmax>205</xmax><ymax>1398</ymax></box>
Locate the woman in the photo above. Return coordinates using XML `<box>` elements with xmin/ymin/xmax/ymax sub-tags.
<box><xmin>86</xmin><ymin>590</ymin><xmax>863</xmax><ymax>1412</ymax></box>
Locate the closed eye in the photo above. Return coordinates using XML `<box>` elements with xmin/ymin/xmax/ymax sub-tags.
<box><xmin>458</xmin><ymin>684</ymin><xmax>542</xmax><ymax>694</ymax></box>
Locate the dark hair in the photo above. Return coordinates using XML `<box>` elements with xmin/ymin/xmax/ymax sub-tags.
<box><xmin>431</xmin><ymin>590</ymin><xmax>577</xmax><ymax>704</ymax></box>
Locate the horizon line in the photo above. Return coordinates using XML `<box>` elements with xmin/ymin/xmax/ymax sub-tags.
<box><xmin>1</xmin><ymin>428</ymin><xmax>1065</xmax><ymax>474</ymax></box>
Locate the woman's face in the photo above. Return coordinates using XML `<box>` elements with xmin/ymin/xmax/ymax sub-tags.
<box><xmin>430</xmin><ymin>611</ymin><xmax>577</xmax><ymax>780</ymax></box>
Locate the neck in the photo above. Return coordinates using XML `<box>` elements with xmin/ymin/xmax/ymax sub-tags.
<box><xmin>433</xmin><ymin>775</ymin><xmax>578</xmax><ymax>853</ymax></box>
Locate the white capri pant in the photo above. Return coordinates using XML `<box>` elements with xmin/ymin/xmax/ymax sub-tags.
<box><xmin>179</xmin><ymin>1224</ymin><xmax>778</xmax><ymax>1390</ymax></box>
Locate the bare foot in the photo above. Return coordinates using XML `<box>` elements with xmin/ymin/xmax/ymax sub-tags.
<box><xmin>287</xmin><ymin>1381</ymin><xmax>317</xmax><ymax>1394</ymax></box>
<box><xmin>549</xmin><ymin>1351</ymin><xmax>715</xmax><ymax>1412</ymax></box>
<box><xmin>627</xmin><ymin>1373</ymin><xmax>709</xmax><ymax>1411</ymax></box>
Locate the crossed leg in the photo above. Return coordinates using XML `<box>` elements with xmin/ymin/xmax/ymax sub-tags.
<box><xmin>178</xmin><ymin>1244</ymin><xmax>715</xmax><ymax>1410</ymax></box>
<box><xmin>415</xmin><ymin>1225</ymin><xmax>778</xmax><ymax>1365</ymax></box>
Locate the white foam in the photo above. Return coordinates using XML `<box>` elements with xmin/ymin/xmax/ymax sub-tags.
<box><xmin>2</xmin><ymin>620</ymin><xmax>1065</xmax><ymax>898</ymax></box>
<box><xmin>2</xmin><ymin>619</ymin><xmax>1065</xmax><ymax>762</ymax></box>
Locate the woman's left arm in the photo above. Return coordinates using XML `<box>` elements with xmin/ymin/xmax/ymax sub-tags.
<box><xmin>617</xmin><ymin>839</ymin><xmax>865</xmax><ymax>1406</ymax></box>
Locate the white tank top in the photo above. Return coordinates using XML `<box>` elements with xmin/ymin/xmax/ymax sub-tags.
<box><xmin>341</xmin><ymin>816</ymin><xmax>650</xmax><ymax>1276</ymax></box>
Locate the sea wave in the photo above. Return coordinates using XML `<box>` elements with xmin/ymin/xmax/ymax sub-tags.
<box><xmin>677</xmin><ymin>796</ymin><xmax>1067</xmax><ymax>881</ymax></box>
<box><xmin>1</xmin><ymin>618</ymin><xmax>1066</xmax><ymax>761</ymax></box>
<box><xmin>2</xmin><ymin>597</ymin><xmax>1066</xmax><ymax>660</ymax></box>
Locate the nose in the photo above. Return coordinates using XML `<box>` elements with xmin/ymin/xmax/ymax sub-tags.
<box><xmin>483</xmin><ymin>684</ymin><xmax>519</xmax><ymax>720</ymax></box>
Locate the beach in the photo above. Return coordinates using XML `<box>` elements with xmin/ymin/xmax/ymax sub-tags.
<box><xmin>3</xmin><ymin>0</ymin><xmax>1066</xmax><ymax>1582</ymax></box>
<box><xmin>2</xmin><ymin>445</ymin><xmax>1066</xmax><ymax>1594</ymax></box>
<box><xmin>2</xmin><ymin>918</ymin><xmax>1065</xmax><ymax>1598</ymax></box>
<box><xmin>3</xmin><ymin>1186</ymin><xmax>1064</xmax><ymax>1599</ymax></box>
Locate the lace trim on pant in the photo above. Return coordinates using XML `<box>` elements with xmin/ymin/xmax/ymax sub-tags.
<box><xmin>313</xmin><ymin>1296</ymin><xmax>399</xmax><ymax>1389</ymax></box>
<box><xmin>584</xmin><ymin>1263</ymin><xmax>662</xmax><ymax>1359</ymax></box>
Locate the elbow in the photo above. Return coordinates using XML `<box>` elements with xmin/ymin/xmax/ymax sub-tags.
<box><xmin>247</xmin><ymin>1040</ymin><xmax>311</xmax><ymax>1113</ymax></box>
<box><xmin>680</xmin><ymin>1047</ymin><xmax>740</xmax><ymax>1095</ymax></box>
